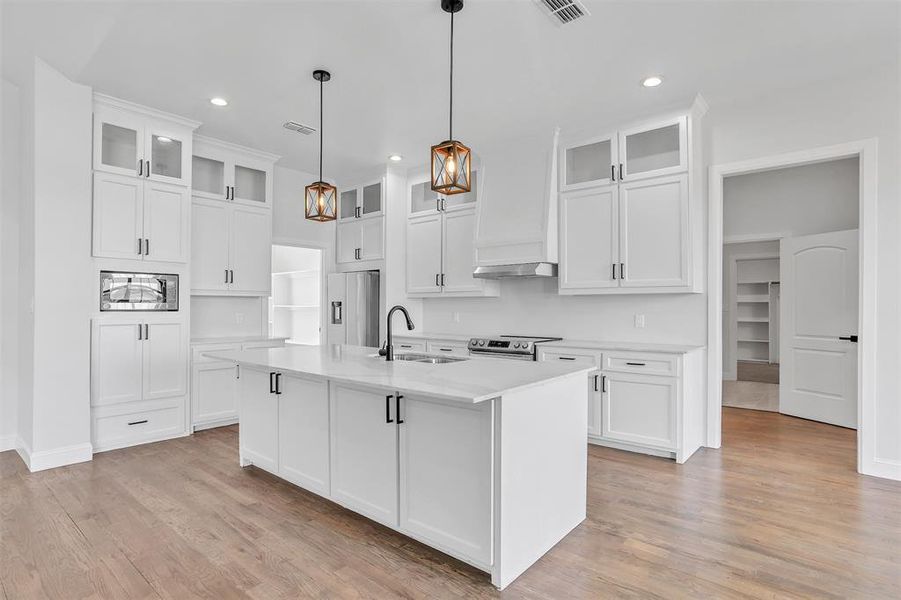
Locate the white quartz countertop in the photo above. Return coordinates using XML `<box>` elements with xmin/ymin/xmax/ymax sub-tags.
<box><xmin>545</xmin><ymin>339</ymin><xmax>705</xmax><ymax>353</ymax></box>
<box><xmin>391</xmin><ymin>332</ymin><xmax>475</xmax><ymax>342</ymax></box>
<box><xmin>191</xmin><ymin>336</ymin><xmax>288</xmax><ymax>345</ymax></box>
<box><xmin>206</xmin><ymin>344</ymin><xmax>593</xmax><ymax>404</ymax></box>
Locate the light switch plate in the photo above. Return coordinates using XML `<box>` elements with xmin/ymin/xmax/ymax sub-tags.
<box><xmin>634</xmin><ymin>314</ymin><xmax>646</xmax><ymax>328</ymax></box>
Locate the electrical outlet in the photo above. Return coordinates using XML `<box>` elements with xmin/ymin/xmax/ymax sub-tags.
<box><xmin>634</xmin><ymin>314</ymin><xmax>646</xmax><ymax>328</ymax></box>
<box><xmin>235</xmin><ymin>312</ymin><xmax>245</xmax><ymax>324</ymax></box>
<box><xmin>452</xmin><ymin>312</ymin><xmax>461</xmax><ymax>323</ymax></box>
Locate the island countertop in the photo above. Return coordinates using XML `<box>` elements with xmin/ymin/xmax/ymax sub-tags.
<box><xmin>206</xmin><ymin>344</ymin><xmax>593</xmax><ymax>404</ymax></box>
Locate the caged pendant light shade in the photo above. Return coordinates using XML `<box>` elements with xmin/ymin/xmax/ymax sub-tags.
<box><xmin>430</xmin><ymin>0</ymin><xmax>472</xmax><ymax>195</ymax></box>
<box><xmin>305</xmin><ymin>69</ymin><xmax>338</xmax><ymax>222</ymax></box>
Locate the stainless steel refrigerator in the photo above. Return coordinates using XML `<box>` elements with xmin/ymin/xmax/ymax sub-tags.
<box><xmin>327</xmin><ymin>271</ymin><xmax>380</xmax><ymax>347</ymax></box>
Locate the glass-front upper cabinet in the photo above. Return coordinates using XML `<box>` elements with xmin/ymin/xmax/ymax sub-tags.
<box><xmin>93</xmin><ymin>100</ymin><xmax>196</xmax><ymax>186</ymax></box>
<box><xmin>94</xmin><ymin>106</ymin><xmax>145</xmax><ymax>178</ymax></box>
<box><xmin>339</xmin><ymin>179</ymin><xmax>383</xmax><ymax>220</ymax></box>
<box><xmin>618</xmin><ymin>116</ymin><xmax>687</xmax><ymax>182</ymax></box>
<box><xmin>232</xmin><ymin>162</ymin><xmax>267</xmax><ymax>205</ymax></box>
<box><xmin>192</xmin><ymin>155</ymin><xmax>227</xmax><ymax>200</ymax></box>
<box><xmin>410</xmin><ymin>179</ymin><xmax>441</xmax><ymax>216</ymax></box>
<box><xmin>560</xmin><ymin>134</ymin><xmax>616</xmax><ymax>192</ymax></box>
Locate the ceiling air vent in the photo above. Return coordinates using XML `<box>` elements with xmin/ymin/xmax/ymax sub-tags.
<box><xmin>283</xmin><ymin>121</ymin><xmax>317</xmax><ymax>135</ymax></box>
<box><xmin>534</xmin><ymin>0</ymin><xmax>589</xmax><ymax>25</ymax></box>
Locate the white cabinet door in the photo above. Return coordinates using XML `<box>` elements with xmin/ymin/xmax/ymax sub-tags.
<box><xmin>618</xmin><ymin>174</ymin><xmax>688</xmax><ymax>288</ymax></box>
<box><xmin>398</xmin><ymin>395</ymin><xmax>492</xmax><ymax>567</ymax></box>
<box><xmin>230</xmin><ymin>205</ymin><xmax>272</xmax><ymax>294</ymax></box>
<box><xmin>618</xmin><ymin>116</ymin><xmax>687</xmax><ymax>182</ymax></box>
<box><xmin>406</xmin><ymin>214</ymin><xmax>443</xmax><ymax>295</ymax></box>
<box><xmin>191</xmin><ymin>199</ymin><xmax>230</xmax><ymax>292</ymax></box>
<box><xmin>192</xmin><ymin>361</ymin><xmax>238</xmax><ymax>426</ymax></box>
<box><xmin>93</xmin><ymin>106</ymin><xmax>144</xmax><ymax>178</ymax></box>
<box><xmin>93</xmin><ymin>172</ymin><xmax>144</xmax><ymax>259</ymax></box>
<box><xmin>602</xmin><ymin>371</ymin><xmax>676</xmax><ymax>449</ymax></box>
<box><xmin>336</xmin><ymin>220</ymin><xmax>361</xmax><ymax>264</ymax></box>
<box><xmin>278</xmin><ymin>374</ymin><xmax>330</xmax><ymax>496</ymax></box>
<box><xmin>441</xmin><ymin>209</ymin><xmax>480</xmax><ymax>294</ymax></box>
<box><xmin>239</xmin><ymin>367</ymin><xmax>279</xmax><ymax>473</ymax></box>
<box><xmin>145</xmin><ymin>121</ymin><xmax>190</xmax><ymax>186</ymax></box>
<box><xmin>232</xmin><ymin>160</ymin><xmax>270</xmax><ymax>207</ymax></box>
<box><xmin>143</xmin><ymin>180</ymin><xmax>188</xmax><ymax>263</ymax></box>
<box><xmin>559</xmin><ymin>133</ymin><xmax>617</xmax><ymax>192</ymax></box>
<box><xmin>359</xmin><ymin>217</ymin><xmax>384</xmax><ymax>261</ymax></box>
<box><xmin>330</xmin><ymin>384</ymin><xmax>398</xmax><ymax>527</ymax></box>
<box><xmin>142</xmin><ymin>319</ymin><xmax>186</xmax><ymax>402</ymax></box>
<box><xmin>559</xmin><ymin>186</ymin><xmax>619</xmax><ymax>291</ymax></box>
<box><xmin>91</xmin><ymin>320</ymin><xmax>143</xmax><ymax>407</ymax></box>
<box><xmin>425</xmin><ymin>340</ymin><xmax>469</xmax><ymax>357</ymax></box>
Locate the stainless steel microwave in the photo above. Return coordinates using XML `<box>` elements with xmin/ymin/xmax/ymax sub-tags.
<box><xmin>100</xmin><ymin>271</ymin><xmax>179</xmax><ymax>311</ymax></box>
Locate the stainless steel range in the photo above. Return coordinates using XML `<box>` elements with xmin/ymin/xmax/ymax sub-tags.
<box><xmin>468</xmin><ymin>335</ymin><xmax>563</xmax><ymax>361</ymax></box>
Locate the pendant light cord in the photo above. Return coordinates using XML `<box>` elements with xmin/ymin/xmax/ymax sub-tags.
<box><xmin>449</xmin><ymin>9</ymin><xmax>454</xmax><ymax>141</ymax></box>
<box><xmin>319</xmin><ymin>77</ymin><xmax>324</xmax><ymax>182</ymax></box>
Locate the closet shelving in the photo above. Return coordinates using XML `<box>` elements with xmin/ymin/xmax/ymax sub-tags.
<box><xmin>735</xmin><ymin>268</ymin><xmax>779</xmax><ymax>363</ymax></box>
<box><xmin>268</xmin><ymin>269</ymin><xmax>321</xmax><ymax>344</ymax></box>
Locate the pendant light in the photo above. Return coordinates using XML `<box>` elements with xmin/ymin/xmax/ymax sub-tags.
<box><xmin>305</xmin><ymin>69</ymin><xmax>337</xmax><ymax>222</ymax></box>
<box><xmin>430</xmin><ymin>0</ymin><xmax>471</xmax><ymax>195</ymax></box>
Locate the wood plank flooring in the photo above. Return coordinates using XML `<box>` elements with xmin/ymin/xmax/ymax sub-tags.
<box><xmin>2</xmin><ymin>409</ymin><xmax>900</xmax><ymax>599</ymax></box>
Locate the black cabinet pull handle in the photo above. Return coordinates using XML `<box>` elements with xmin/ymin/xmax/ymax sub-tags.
<box><xmin>619</xmin><ymin>163</ymin><xmax>623</xmax><ymax>180</ymax></box>
<box><xmin>396</xmin><ymin>394</ymin><xmax>404</xmax><ymax>424</ymax></box>
<box><xmin>138</xmin><ymin>324</ymin><xmax>143</xmax><ymax>341</ymax></box>
<box><xmin>275</xmin><ymin>373</ymin><xmax>282</xmax><ymax>395</ymax></box>
<box><xmin>438</xmin><ymin>348</ymin><xmax>452</xmax><ymax>352</ymax></box>
<box><xmin>144</xmin><ymin>324</ymin><xmax>149</xmax><ymax>339</ymax></box>
<box><xmin>626</xmin><ymin>362</ymin><xmax>646</xmax><ymax>366</ymax></box>
<box><xmin>594</xmin><ymin>374</ymin><xmax>600</xmax><ymax>392</ymax></box>
<box><xmin>269</xmin><ymin>372</ymin><xmax>276</xmax><ymax>394</ymax></box>
<box><xmin>620</xmin><ymin>263</ymin><xmax>625</xmax><ymax>279</ymax></box>
<box><xmin>602</xmin><ymin>375</ymin><xmax>608</xmax><ymax>393</ymax></box>
<box><xmin>839</xmin><ymin>335</ymin><xmax>858</xmax><ymax>342</ymax></box>
<box><xmin>230</xmin><ymin>270</ymin><xmax>234</xmax><ymax>283</ymax></box>
<box><xmin>558</xmin><ymin>356</ymin><xmax>576</xmax><ymax>361</ymax></box>
<box><xmin>127</xmin><ymin>419</ymin><xmax>148</xmax><ymax>426</ymax></box>
<box><xmin>611</xmin><ymin>164</ymin><xmax>615</xmax><ymax>181</ymax></box>
<box><xmin>612</xmin><ymin>263</ymin><xmax>617</xmax><ymax>280</ymax></box>
<box><xmin>145</xmin><ymin>160</ymin><xmax>150</xmax><ymax>178</ymax></box>
<box><xmin>435</xmin><ymin>273</ymin><xmax>440</xmax><ymax>287</ymax></box>
<box><xmin>386</xmin><ymin>395</ymin><xmax>394</xmax><ymax>423</ymax></box>
<box><xmin>144</xmin><ymin>238</ymin><xmax>150</xmax><ymax>256</ymax></box>
<box><xmin>436</xmin><ymin>198</ymin><xmax>441</xmax><ymax>212</ymax></box>
<box><xmin>138</xmin><ymin>159</ymin><xmax>143</xmax><ymax>176</ymax></box>
<box><xmin>440</xmin><ymin>273</ymin><xmax>445</xmax><ymax>286</ymax></box>
<box><xmin>400</xmin><ymin>344</ymin><xmax>412</xmax><ymax>349</ymax></box>
<box><xmin>137</xmin><ymin>238</ymin><xmax>143</xmax><ymax>256</ymax></box>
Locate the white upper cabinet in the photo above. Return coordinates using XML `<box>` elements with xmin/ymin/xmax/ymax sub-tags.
<box><xmin>618</xmin><ymin>116</ymin><xmax>687</xmax><ymax>182</ymax></box>
<box><xmin>336</xmin><ymin>177</ymin><xmax>385</xmax><ymax>264</ymax></box>
<box><xmin>191</xmin><ymin>199</ymin><xmax>231</xmax><ymax>293</ymax></box>
<box><xmin>560</xmin><ymin>133</ymin><xmax>617</xmax><ymax>192</ymax></box>
<box><xmin>142</xmin><ymin>180</ymin><xmax>190</xmax><ymax>263</ymax></box>
<box><xmin>339</xmin><ymin>178</ymin><xmax>383</xmax><ymax>221</ymax></box>
<box><xmin>557</xmin><ymin>102</ymin><xmax>705</xmax><ymax>295</ymax></box>
<box><xmin>618</xmin><ymin>174</ymin><xmax>689</xmax><ymax>288</ymax></box>
<box><xmin>192</xmin><ymin>135</ymin><xmax>278</xmax><ymax>206</ymax></box>
<box><xmin>406</xmin><ymin>173</ymin><xmax>498</xmax><ymax>298</ymax></box>
<box><xmin>229</xmin><ymin>205</ymin><xmax>272</xmax><ymax>295</ymax></box>
<box><xmin>93</xmin><ymin>95</ymin><xmax>197</xmax><ymax>187</ymax></box>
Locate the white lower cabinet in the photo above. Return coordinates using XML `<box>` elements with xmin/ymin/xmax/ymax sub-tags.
<box><xmin>278</xmin><ymin>374</ymin><xmax>330</xmax><ymax>496</ymax></box>
<box><xmin>239</xmin><ymin>367</ymin><xmax>279</xmax><ymax>473</ymax></box>
<box><xmin>399</xmin><ymin>395</ymin><xmax>493</xmax><ymax>567</ymax></box>
<box><xmin>329</xmin><ymin>384</ymin><xmax>399</xmax><ymax>527</ymax></box>
<box><xmin>539</xmin><ymin>345</ymin><xmax>704</xmax><ymax>463</ymax></box>
<box><xmin>192</xmin><ymin>361</ymin><xmax>238</xmax><ymax>428</ymax></box>
<box><xmin>602</xmin><ymin>372</ymin><xmax>676</xmax><ymax>450</ymax></box>
<box><xmin>91</xmin><ymin>316</ymin><xmax>188</xmax><ymax>452</ymax></box>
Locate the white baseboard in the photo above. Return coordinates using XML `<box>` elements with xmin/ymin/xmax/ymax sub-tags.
<box><xmin>722</xmin><ymin>370</ymin><xmax>737</xmax><ymax>382</ymax></box>
<box><xmin>23</xmin><ymin>442</ymin><xmax>93</xmax><ymax>472</ymax></box>
<box><xmin>864</xmin><ymin>457</ymin><xmax>901</xmax><ymax>481</ymax></box>
<box><xmin>0</xmin><ymin>433</ymin><xmax>16</xmax><ymax>452</ymax></box>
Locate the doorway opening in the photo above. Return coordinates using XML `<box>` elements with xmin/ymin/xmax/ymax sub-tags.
<box><xmin>269</xmin><ymin>245</ymin><xmax>323</xmax><ymax>345</ymax></box>
<box><xmin>707</xmin><ymin>139</ymin><xmax>883</xmax><ymax>474</ymax></box>
<box><xmin>718</xmin><ymin>155</ymin><xmax>861</xmax><ymax>439</ymax></box>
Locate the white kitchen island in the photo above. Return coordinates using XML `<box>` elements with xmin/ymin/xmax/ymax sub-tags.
<box><xmin>206</xmin><ymin>344</ymin><xmax>593</xmax><ymax>590</ymax></box>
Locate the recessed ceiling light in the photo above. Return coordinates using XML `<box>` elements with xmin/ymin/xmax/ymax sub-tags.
<box><xmin>157</xmin><ymin>136</ymin><xmax>172</xmax><ymax>143</ymax></box>
<box><xmin>388</xmin><ymin>154</ymin><xmax>403</xmax><ymax>162</ymax></box>
<box><xmin>642</xmin><ymin>76</ymin><xmax>663</xmax><ymax>88</ymax></box>
<box><xmin>210</xmin><ymin>97</ymin><xmax>228</xmax><ymax>106</ymax></box>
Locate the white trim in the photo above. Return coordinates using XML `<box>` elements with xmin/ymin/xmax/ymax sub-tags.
<box><xmin>93</xmin><ymin>92</ymin><xmax>201</xmax><ymax>130</ymax></box>
<box><xmin>194</xmin><ymin>134</ymin><xmax>281</xmax><ymax>163</ymax></box>
<box><xmin>723</xmin><ymin>232</ymin><xmax>790</xmax><ymax>244</ymax></box>
<box><xmin>0</xmin><ymin>434</ymin><xmax>16</xmax><ymax>453</ymax></box>
<box><xmin>707</xmin><ymin>139</ymin><xmax>881</xmax><ymax>479</ymax></box>
<box><xmin>22</xmin><ymin>442</ymin><xmax>93</xmax><ymax>472</ymax></box>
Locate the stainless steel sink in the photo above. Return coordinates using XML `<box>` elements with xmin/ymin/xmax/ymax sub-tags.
<box><xmin>374</xmin><ymin>352</ymin><xmax>468</xmax><ymax>364</ymax></box>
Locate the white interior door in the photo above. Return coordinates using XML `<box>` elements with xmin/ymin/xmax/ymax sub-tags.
<box><xmin>780</xmin><ymin>229</ymin><xmax>858</xmax><ymax>428</ymax></box>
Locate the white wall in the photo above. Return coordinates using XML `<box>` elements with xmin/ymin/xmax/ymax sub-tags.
<box><xmin>29</xmin><ymin>58</ymin><xmax>93</xmax><ymax>465</ymax></box>
<box><xmin>272</xmin><ymin>164</ymin><xmax>336</xmax><ymax>259</ymax></box>
<box><xmin>189</xmin><ymin>296</ymin><xmax>267</xmax><ymax>339</ymax></box>
<box><xmin>0</xmin><ymin>79</ymin><xmax>21</xmax><ymax>450</ymax></box>
<box><xmin>724</xmin><ymin>157</ymin><xmax>859</xmax><ymax>239</ymax></box>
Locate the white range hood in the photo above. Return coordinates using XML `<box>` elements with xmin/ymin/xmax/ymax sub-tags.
<box><xmin>472</xmin><ymin>128</ymin><xmax>560</xmax><ymax>278</ymax></box>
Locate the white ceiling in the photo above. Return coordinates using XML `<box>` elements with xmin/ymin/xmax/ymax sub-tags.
<box><xmin>2</xmin><ymin>1</ymin><xmax>898</xmax><ymax>180</ymax></box>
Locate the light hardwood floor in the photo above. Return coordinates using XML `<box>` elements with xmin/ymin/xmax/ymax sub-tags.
<box><xmin>2</xmin><ymin>409</ymin><xmax>900</xmax><ymax>599</ymax></box>
<box><xmin>723</xmin><ymin>380</ymin><xmax>779</xmax><ymax>412</ymax></box>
